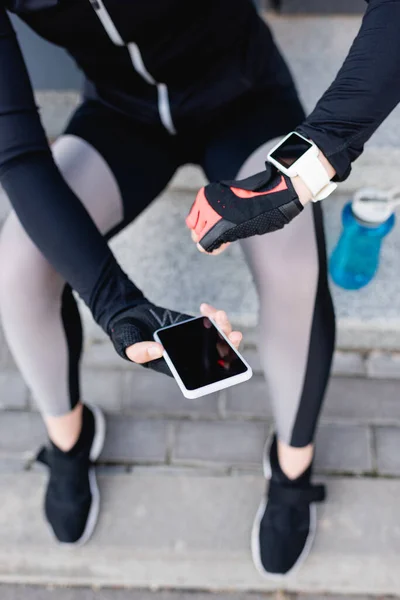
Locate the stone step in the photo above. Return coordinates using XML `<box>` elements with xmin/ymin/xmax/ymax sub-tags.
<box><xmin>0</xmin><ymin>589</ymin><xmax>381</xmax><ymax>600</ymax></box>
<box><xmin>4</xmin><ymin>371</ymin><xmax>400</xmax><ymax>476</ymax></box>
<box><xmin>0</xmin><ymin>472</ymin><xmax>398</xmax><ymax>595</ymax></box>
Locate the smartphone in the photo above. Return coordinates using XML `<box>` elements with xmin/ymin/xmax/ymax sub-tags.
<box><xmin>153</xmin><ymin>316</ymin><xmax>252</xmax><ymax>398</ymax></box>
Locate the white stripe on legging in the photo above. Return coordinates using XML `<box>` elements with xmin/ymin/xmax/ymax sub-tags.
<box><xmin>88</xmin><ymin>0</ymin><xmax>177</xmax><ymax>135</ymax></box>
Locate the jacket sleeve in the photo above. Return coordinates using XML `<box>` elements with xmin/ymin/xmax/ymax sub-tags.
<box><xmin>297</xmin><ymin>0</ymin><xmax>400</xmax><ymax>181</ymax></box>
<box><xmin>0</xmin><ymin>7</ymin><xmax>144</xmax><ymax>331</ymax></box>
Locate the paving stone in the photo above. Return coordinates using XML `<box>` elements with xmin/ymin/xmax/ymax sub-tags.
<box><xmin>123</xmin><ymin>370</ymin><xmax>220</xmax><ymax>419</ymax></box>
<box><xmin>336</xmin><ymin>320</ymin><xmax>400</xmax><ymax>353</ymax></box>
<box><xmin>0</xmin><ymin>372</ymin><xmax>28</xmax><ymax>410</ymax></box>
<box><xmin>0</xmin><ymin>587</ymin><xmax>288</xmax><ymax>600</ymax></box>
<box><xmin>299</xmin><ymin>596</ymin><xmax>370</xmax><ymax>600</ymax></box>
<box><xmin>374</xmin><ymin>426</ymin><xmax>400</xmax><ymax>476</ymax></box>
<box><xmin>172</xmin><ymin>420</ymin><xmax>270</xmax><ymax>467</ymax></box>
<box><xmin>81</xmin><ymin>370</ymin><xmax>124</xmax><ymax>412</ymax></box>
<box><xmin>0</xmin><ymin>474</ymin><xmax>400</xmax><ymax>594</ymax></box>
<box><xmin>241</xmin><ymin>347</ymin><xmax>262</xmax><ymax>374</ymax></box>
<box><xmin>0</xmin><ymin>412</ymin><xmax>45</xmax><ymax>457</ymax></box>
<box><xmin>315</xmin><ymin>423</ymin><xmax>372</xmax><ymax>473</ymax></box>
<box><xmin>230</xmin><ymin>465</ymin><xmax>263</xmax><ymax>476</ymax></box>
<box><xmin>100</xmin><ymin>416</ymin><xmax>168</xmax><ymax>464</ymax></box>
<box><xmin>35</xmin><ymin>91</ymin><xmax>80</xmax><ymax>140</ymax></box>
<box><xmin>224</xmin><ymin>376</ymin><xmax>271</xmax><ymax>419</ymax></box>
<box><xmin>132</xmin><ymin>465</ymin><xmax>228</xmax><ymax>477</ymax></box>
<box><xmin>322</xmin><ymin>377</ymin><xmax>400</xmax><ymax>424</ymax></box>
<box><xmin>366</xmin><ymin>351</ymin><xmax>400</xmax><ymax>379</ymax></box>
<box><xmin>96</xmin><ymin>465</ymin><xmax>130</xmax><ymax>475</ymax></box>
<box><xmin>0</xmin><ymin>458</ymin><xmax>29</xmax><ymax>473</ymax></box>
<box><xmin>331</xmin><ymin>352</ymin><xmax>367</xmax><ymax>378</ymax></box>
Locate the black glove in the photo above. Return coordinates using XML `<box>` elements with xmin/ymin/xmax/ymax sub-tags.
<box><xmin>109</xmin><ymin>302</ymin><xmax>191</xmax><ymax>376</ymax></box>
<box><xmin>186</xmin><ymin>163</ymin><xmax>303</xmax><ymax>252</ymax></box>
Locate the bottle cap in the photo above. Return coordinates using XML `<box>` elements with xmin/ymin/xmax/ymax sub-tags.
<box><xmin>352</xmin><ymin>188</ymin><xmax>395</xmax><ymax>224</ymax></box>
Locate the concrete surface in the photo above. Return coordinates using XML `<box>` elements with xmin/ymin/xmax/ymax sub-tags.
<box><xmin>0</xmin><ymin>588</ymin><xmax>382</xmax><ymax>600</ymax></box>
<box><xmin>0</xmin><ymin>340</ymin><xmax>399</xmax><ymax>595</ymax></box>
<box><xmin>3</xmin><ymin>374</ymin><xmax>400</xmax><ymax>476</ymax></box>
<box><xmin>0</xmin><ymin>473</ymin><xmax>399</xmax><ymax>595</ymax></box>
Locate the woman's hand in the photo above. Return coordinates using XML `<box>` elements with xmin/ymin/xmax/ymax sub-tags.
<box><xmin>189</xmin><ymin>172</ymin><xmax>314</xmax><ymax>256</ymax></box>
<box><xmin>189</xmin><ymin>174</ymin><xmax>313</xmax><ymax>256</ymax></box>
<box><xmin>186</xmin><ymin>163</ymin><xmax>304</xmax><ymax>255</ymax></box>
<box><xmin>187</xmin><ymin>149</ymin><xmax>336</xmax><ymax>256</ymax></box>
<box><xmin>109</xmin><ymin>301</ymin><xmax>242</xmax><ymax>375</ymax></box>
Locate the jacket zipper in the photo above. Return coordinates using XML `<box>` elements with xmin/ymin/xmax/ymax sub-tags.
<box><xmin>88</xmin><ymin>0</ymin><xmax>177</xmax><ymax>134</ymax></box>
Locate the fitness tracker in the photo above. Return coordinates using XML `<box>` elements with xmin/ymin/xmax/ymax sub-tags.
<box><xmin>267</xmin><ymin>132</ymin><xmax>337</xmax><ymax>202</ymax></box>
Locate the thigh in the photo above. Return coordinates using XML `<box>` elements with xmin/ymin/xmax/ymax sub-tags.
<box><xmin>63</xmin><ymin>101</ymin><xmax>181</xmax><ymax>235</ymax></box>
<box><xmin>1</xmin><ymin>100</ymin><xmax>182</xmax><ymax>292</ymax></box>
<box><xmin>200</xmin><ymin>84</ymin><xmax>319</xmax><ymax>281</ymax></box>
<box><xmin>234</xmin><ymin>141</ymin><xmax>323</xmax><ymax>291</ymax></box>
<box><xmin>199</xmin><ymin>83</ymin><xmax>326</xmax><ymax>281</ymax></box>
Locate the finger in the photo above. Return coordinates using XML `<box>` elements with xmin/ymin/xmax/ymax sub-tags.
<box><xmin>215</xmin><ymin>310</ymin><xmax>232</xmax><ymax>337</ymax></box>
<box><xmin>185</xmin><ymin>194</ymin><xmax>202</xmax><ymax>230</ymax></box>
<box><xmin>196</xmin><ymin>242</ymin><xmax>208</xmax><ymax>254</ymax></box>
<box><xmin>191</xmin><ymin>230</ymin><xmax>200</xmax><ymax>243</ymax></box>
<box><xmin>200</xmin><ymin>303</ymin><xmax>223</xmax><ymax>322</ymax></box>
<box><xmin>228</xmin><ymin>331</ymin><xmax>242</xmax><ymax>349</ymax></box>
<box><xmin>208</xmin><ymin>242</ymin><xmax>231</xmax><ymax>255</ymax></box>
<box><xmin>196</xmin><ymin>242</ymin><xmax>231</xmax><ymax>255</ymax></box>
<box><xmin>125</xmin><ymin>341</ymin><xmax>163</xmax><ymax>364</ymax></box>
<box><xmin>200</xmin><ymin>302</ymin><xmax>216</xmax><ymax>316</ymax></box>
<box><xmin>200</xmin><ymin>304</ymin><xmax>234</xmax><ymax>337</ymax></box>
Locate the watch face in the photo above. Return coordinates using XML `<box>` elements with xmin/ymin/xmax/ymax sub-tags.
<box><xmin>270</xmin><ymin>133</ymin><xmax>313</xmax><ymax>169</ymax></box>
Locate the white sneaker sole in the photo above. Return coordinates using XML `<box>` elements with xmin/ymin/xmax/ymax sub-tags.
<box><xmin>250</xmin><ymin>437</ymin><xmax>318</xmax><ymax>580</ymax></box>
<box><xmin>58</xmin><ymin>403</ymin><xmax>106</xmax><ymax>548</ymax></box>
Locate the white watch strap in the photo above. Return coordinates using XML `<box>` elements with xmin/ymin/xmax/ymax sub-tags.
<box><xmin>296</xmin><ymin>154</ymin><xmax>337</xmax><ymax>202</ymax></box>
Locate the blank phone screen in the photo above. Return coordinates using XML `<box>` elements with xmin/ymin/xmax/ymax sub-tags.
<box><xmin>156</xmin><ymin>317</ymin><xmax>248</xmax><ymax>391</ymax></box>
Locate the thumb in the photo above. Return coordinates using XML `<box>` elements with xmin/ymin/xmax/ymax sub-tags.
<box><xmin>125</xmin><ymin>341</ymin><xmax>164</xmax><ymax>364</ymax></box>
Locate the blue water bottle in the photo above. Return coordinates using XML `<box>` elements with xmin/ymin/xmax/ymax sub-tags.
<box><xmin>330</xmin><ymin>188</ymin><xmax>396</xmax><ymax>290</ymax></box>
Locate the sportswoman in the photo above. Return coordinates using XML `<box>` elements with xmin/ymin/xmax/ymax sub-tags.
<box><xmin>0</xmin><ymin>0</ymin><xmax>393</xmax><ymax>577</ymax></box>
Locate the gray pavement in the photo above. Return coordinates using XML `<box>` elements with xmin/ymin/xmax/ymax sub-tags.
<box><xmin>0</xmin><ymin>474</ymin><xmax>399</xmax><ymax>594</ymax></box>
<box><xmin>3</xmin><ymin>374</ymin><xmax>400</xmax><ymax>477</ymax></box>
<box><xmin>0</xmin><ymin>373</ymin><xmax>398</xmax><ymax>593</ymax></box>
<box><xmin>0</xmin><ymin>589</ymin><xmax>382</xmax><ymax>600</ymax></box>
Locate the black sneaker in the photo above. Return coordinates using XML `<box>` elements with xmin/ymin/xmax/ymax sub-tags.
<box><xmin>36</xmin><ymin>403</ymin><xmax>106</xmax><ymax>545</ymax></box>
<box><xmin>251</xmin><ymin>435</ymin><xmax>325</xmax><ymax>577</ymax></box>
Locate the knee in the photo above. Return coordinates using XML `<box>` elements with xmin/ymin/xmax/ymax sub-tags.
<box><xmin>0</xmin><ymin>213</ymin><xmax>61</xmax><ymax>304</ymax></box>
